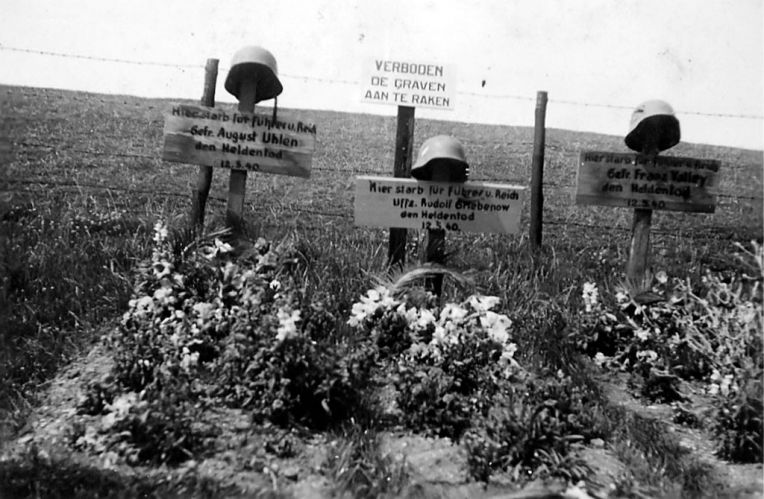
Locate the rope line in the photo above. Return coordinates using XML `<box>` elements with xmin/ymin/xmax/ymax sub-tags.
<box><xmin>2</xmin><ymin>44</ymin><xmax>762</xmax><ymax>120</ymax></box>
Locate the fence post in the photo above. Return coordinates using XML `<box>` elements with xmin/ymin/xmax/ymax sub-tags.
<box><xmin>530</xmin><ymin>90</ymin><xmax>548</xmax><ymax>251</ymax></box>
<box><xmin>388</xmin><ymin>105</ymin><xmax>415</xmax><ymax>267</ymax></box>
<box><xmin>189</xmin><ymin>58</ymin><xmax>218</xmax><ymax>230</ymax></box>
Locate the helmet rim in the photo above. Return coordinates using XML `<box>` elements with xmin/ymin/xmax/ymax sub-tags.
<box><xmin>625</xmin><ymin>100</ymin><xmax>681</xmax><ymax>152</ymax></box>
<box><xmin>224</xmin><ymin>46</ymin><xmax>283</xmax><ymax>102</ymax></box>
<box><xmin>411</xmin><ymin>135</ymin><xmax>469</xmax><ymax>181</ymax></box>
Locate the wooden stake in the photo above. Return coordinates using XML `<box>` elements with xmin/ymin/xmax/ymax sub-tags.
<box><xmin>189</xmin><ymin>58</ymin><xmax>218</xmax><ymax>229</ymax></box>
<box><xmin>388</xmin><ymin>105</ymin><xmax>415</xmax><ymax>267</ymax></box>
<box><xmin>530</xmin><ymin>90</ymin><xmax>547</xmax><ymax>251</ymax></box>
<box><xmin>423</xmin><ymin>168</ymin><xmax>450</xmax><ymax>297</ymax></box>
<box><xmin>627</xmin><ymin>146</ymin><xmax>659</xmax><ymax>282</ymax></box>
<box><xmin>226</xmin><ymin>81</ymin><xmax>257</xmax><ymax>234</ymax></box>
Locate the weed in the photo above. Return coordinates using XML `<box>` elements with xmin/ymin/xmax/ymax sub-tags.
<box><xmin>324</xmin><ymin>427</ymin><xmax>409</xmax><ymax>499</ymax></box>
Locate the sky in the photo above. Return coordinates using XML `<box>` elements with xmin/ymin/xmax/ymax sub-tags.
<box><xmin>1</xmin><ymin>0</ymin><xmax>762</xmax><ymax>150</ymax></box>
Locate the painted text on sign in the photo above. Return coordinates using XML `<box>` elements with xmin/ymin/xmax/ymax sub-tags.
<box><xmin>163</xmin><ymin>104</ymin><xmax>316</xmax><ymax>178</ymax></box>
<box><xmin>354</xmin><ymin>176</ymin><xmax>525</xmax><ymax>234</ymax></box>
<box><xmin>576</xmin><ymin>151</ymin><xmax>720</xmax><ymax>213</ymax></box>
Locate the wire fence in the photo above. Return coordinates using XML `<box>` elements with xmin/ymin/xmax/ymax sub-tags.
<box><xmin>4</xmin><ymin>179</ymin><xmax>751</xmax><ymax>239</ymax></box>
<box><xmin>7</xmin><ymin>139</ymin><xmax>763</xmax><ymax>202</ymax></box>
<box><xmin>2</xmin><ymin>44</ymin><xmax>763</xmax><ymax>120</ymax></box>
<box><xmin>1</xmin><ymin>44</ymin><xmax>762</xmax><ymax>242</ymax></box>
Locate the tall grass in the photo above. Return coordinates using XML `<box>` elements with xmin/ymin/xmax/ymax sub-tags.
<box><xmin>0</xmin><ymin>192</ymin><xmax>153</xmax><ymax>435</ymax></box>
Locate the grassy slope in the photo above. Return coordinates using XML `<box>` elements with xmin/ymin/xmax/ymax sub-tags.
<box><xmin>2</xmin><ymin>84</ymin><xmax>761</xmax><ymax>305</ymax></box>
<box><xmin>2</xmin><ymin>84</ymin><xmax>761</xmax><ymax>237</ymax></box>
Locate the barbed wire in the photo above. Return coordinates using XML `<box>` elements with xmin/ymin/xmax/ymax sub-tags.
<box><xmin>5</xmin><ymin>182</ymin><xmax>757</xmax><ymax>239</ymax></box>
<box><xmin>8</xmin><ymin>140</ymin><xmax>763</xmax><ymax>201</ymax></box>
<box><xmin>0</xmin><ymin>44</ymin><xmax>201</xmax><ymax>69</ymax></box>
<box><xmin>2</xmin><ymin>44</ymin><xmax>762</xmax><ymax>120</ymax></box>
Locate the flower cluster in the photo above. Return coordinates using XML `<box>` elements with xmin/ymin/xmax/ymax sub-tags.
<box><xmin>347</xmin><ymin>286</ymin><xmax>518</xmax><ymax>368</ymax></box>
<box><xmin>276</xmin><ymin>307</ymin><xmax>301</xmax><ymax>343</ymax></box>
<box><xmin>582</xmin><ymin>282</ymin><xmax>599</xmax><ymax>313</ymax></box>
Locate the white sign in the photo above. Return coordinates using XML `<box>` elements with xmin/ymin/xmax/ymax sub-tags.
<box><xmin>354</xmin><ymin>176</ymin><xmax>525</xmax><ymax>234</ymax></box>
<box><xmin>576</xmin><ymin>151</ymin><xmax>719</xmax><ymax>213</ymax></box>
<box><xmin>360</xmin><ymin>59</ymin><xmax>455</xmax><ymax>110</ymax></box>
<box><xmin>163</xmin><ymin>104</ymin><xmax>316</xmax><ymax>178</ymax></box>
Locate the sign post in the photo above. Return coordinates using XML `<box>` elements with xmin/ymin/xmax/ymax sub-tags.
<box><xmin>190</xmin><ymin>58</ymin><xmax>219</xmax><ymax>230</ymax></box>
<box><xmin>423</xmin><ymin>166</ymin><xmax>450</xmax><ymax>295</ymax></box>
<box><xmin>163</xmin><ymin>47</ymin><xmax>316</xmax><ymax>237</ymax></box>
<box><xmin>355</xmin><ymin>174</ymin><xmax>526</xmax><ymax>295</ymax></box>
<box><xmin>227</xmin><ymin>80</ymin><xmax>256</xmax><ymax>233</ymax></box>
<box><xmin>575</xmin><ymin>100</ymin><xmax>720</xmax><ymax>283</ymax></box>
<box><xmin>628</xmin><ymin>146</ymin><xmax>658</xmax><ymax>282</ymax></box>
<box><xmin>389</xmin><ymin>105</ymin><xmax>415</xmax><ymax>267</ymax></box>
<box><xmin>360</xmin><ymin>58</ymin><xmax>456</xmax><ymax>267</ymax></box>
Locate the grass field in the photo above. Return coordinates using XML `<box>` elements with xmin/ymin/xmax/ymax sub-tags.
<box><xmin>0</xmin><ymin>84</ymin><xmax>762</xmax><ymax>497</ymax></box>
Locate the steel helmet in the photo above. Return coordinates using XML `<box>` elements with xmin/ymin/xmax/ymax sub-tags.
<box><xmin>625</xmin><ymin>100</ymin><xmax>680</xmax><ymax>152</ymax></box>
<box><xmin>411</xmin><ymin>135</ymin><xmax>469</xmax><ymax>182</ymax></box>
<box><xmin>224</xmin><ymin>46</ymin><xmax>283</xmax><ymax>103</ymax></box>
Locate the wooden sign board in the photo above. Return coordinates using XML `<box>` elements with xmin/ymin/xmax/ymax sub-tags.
<box><xmin>361</xmin><ymin>59</ymin><xmax>455</xmax><ymax>110</ymax></box>
<box><xmin>576</xmin><ymin>151</ymin><xmax>720</xmax><ymax>213</ymax></box>
<box><xmin>162</xmin><ymin>104</ymin><xmax>316</xmax><ymax>178</ymax></box>
<box><xmin>354</xmin><ymin>176</ymin><xmax>526</xmax><ymax>234</ymax></box>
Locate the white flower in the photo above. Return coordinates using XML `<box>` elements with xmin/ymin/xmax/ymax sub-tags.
<box><xmin>376</xmin><ymin>287</ymin><xmax>398</xmax><ymax>309</ymax></box>
<box><xmin>202</xmin><ymin>238</ymin><xmax>234</xmax><ymax>260</ymax></box>
<box><xmin>615</xmin><ymin>291</ymin><xmax>629</xmax><ymax>305</ymax></box>
<box><xmin>655</xmin><ymin>270</ymin><xmax>668</xmax><ymax>284</ymax></box>
<box><xmin>276</xmin><ymin>308</ymin><xmax>301</xmax><ymax>342</ymax></box>
<box><xmin>106</xmin><ymin>392</ymin><xmax>138</xmax><ymax>418</ymax></box>
<box><xmin>736</xmin><ymin>302</ymin><xmax>758</xmax><ymax>325</ymax></box>
<box><xmin>594</xmin><ymin>352</ymin><xmax>608</xmax><ymax>367</ymax></box>
<box><xmin>192</xmin><ymin>302</ymin><xmax>215</xmax><ymax>321</ymax></box>
<box><xmin>582</xmin><ymin>282</ymin><xmax>599</xmax><ymax>313</ymax></box>
<box><xmin>634</xmin><ymin>327</ymin><xmax>650</xmax><ymax>342</ymax></box>
<box><xmin>667</xmin><ymin>333</ymin><xmax>682</xmax><ymax>350</ymax></box>
<box><xmin>153</xmin><ymin>259</ymin><xmax>173</xmax><ymax>279</ymax></box>
<box><xmin>636</xmin><ymin>349</ymin><xmax>658</xmax><ymax>363</ymax></box>
<box><xmin>439</xmin><ymin>303</ymin><xmax>468</xmax><ymax>324</ymax></box>
<box><xmin>152</xmin><ymin>221</ymin><xmax>168</xmax><ymax>244</ymax></box>
<box><xmin>431</xmin><ymin>325</ymin><xmax>447</xmax><ymax>345</ymax></box>
<box><xmin>480</xmin><ymin>311</ymin><xmax>512</xmax><ymax>344</ymax></box>
<box><xmin>153</xmin><ymin>285</ymin><xmax>176</xmax><ymax>306</ymax></box>
<box><xmin>397</xmin><ymin>305</ymin><xmax>419</xmax><ymax>326</ymax></box>
<box><xmin>468</xmin><ymin>295</ymin><xmax>501</xmax><ymax>313</ymax></box>
<box><xmin>414</xmin><ymin>309</ymin><xmax>436</xmax><ymax>330</ymax></box>
<box><xmin>130</xmin><ymin>295</ymin><xmax>155</xmax><ymax>317</ymax></box>
<box><xmin>501</xmin><ymin>342</ymin><xmax>518</xmax><ymax>362</ymax></box>
<box><xmin>347</xmin><ymin>286</ymin><xmax>400</xmax><ymax>327</ymax></box>
<box><xmin>347</xmin><ymin>303</ymin><xmax>370</xmax><ymax>327</ymax></box>
<box><xmin>365</xmin><ymin>288</ymin><xmax>381</xmax><ymax>301</ymax></box>
<box><xmin>180</xmin><ymin>347</ymin><xmax>200</xmax><ymax>374</ymax></box>
<box><xmin>269</xmin><ymin>279</ymin><xmax>281</xmax><ymax>291</ymax></box>
<box><xmin>214</xmin><ymin>238</ymin><xmax>233</xmax><ymax>254</ymax></box>
<box><xmin>720</xmin><ymin>374</ymin><xmax>735</xmax><ymax>396</ymax></box>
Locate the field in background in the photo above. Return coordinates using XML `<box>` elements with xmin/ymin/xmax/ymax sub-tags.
<box><xmin>2</xmin><ymin>84</ymin><xmax>761</xmax><ymax>241</ymax></box>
